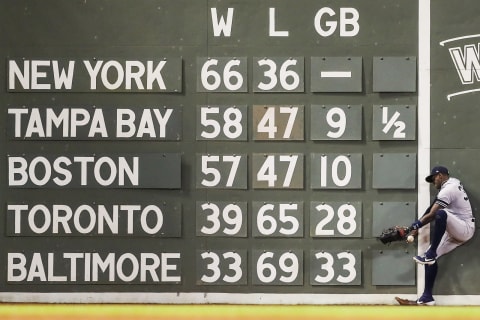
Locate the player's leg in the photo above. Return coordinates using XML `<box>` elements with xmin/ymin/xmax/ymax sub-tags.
<box><xmin>436</xmin><ymin>211</ymin><xmax>475</xmax><ymax>258</ymax></box>
<box><xmin>415</xmin><ymin>210</ymin><xmax>448</xmax><ymax>305</ymax></box>
<box><xmin>424</xmin><ymin>209</ymin><xmax>448</xmax><ymax>259</ymax></box>
<box><xmin>417</xmin><ymin>212</ymin><xmax>474</xmax><ymax>305</ymax></box>
<box><xmin>415</xmin><ymin>232</ymin><xmax>448</xmax><ymax>305</ymax></box>
<box><xmin>413</xmin><ymin>209</ymin><xmax>447</xmax><ymax>265</ymax></box>
<box><xmin>417</xmin><ymin>262</ymin><xmax>437</xmax><ymax>305</ymax></box>
<box><xmin>445</xmin><ymin>212</ymin><xmax>475</xmax><ymax>242</ymax></box>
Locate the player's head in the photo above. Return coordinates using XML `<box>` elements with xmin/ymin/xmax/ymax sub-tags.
<box><xmin>425</xmin><ymin>166</ymin><xmax>449</xmax><ymax>185</ymax></box>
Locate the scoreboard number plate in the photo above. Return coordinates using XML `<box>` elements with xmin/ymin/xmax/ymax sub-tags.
<box><xmin>310</xmin><ymin>153</ymin><xmax>362</xmax><ymax>189</ymax></box>
<box><xmin>252</xmin><ymin>201</ymin><xmax>304</xmax><ymax>237</ymax></box>
<box><xmin>252</xmin><ymin>153</ymin><xmax>304</xmax><ymax>189</ymax></box>
<box><xmin>196</xmin><ymin>201</ymin><xmax>247</xmax><ymax>237</ymax></box>
<box><xmin>252</xmin><ymin>249</ymin><xmax>303</xmax><ymax>285</ymax></box>
<box><xmin>372</xmin><ymin>105</ymin><xmax>416</xmax><ymax>140</ymax></box>
<box><xmin>310</xmin><ymin>105</ymin><xmax>362</xmax><ymax>140</ymax></box>
<box><xmin>196</xmin><ymin>105</ymin><xmax>248</xmax><ymax>141</ymax></box>
<box><xmin>196</xmin><ymin>154</ymin><xmax>248</xmax><ymax>189</ymax></box>
<box><xmin>310</xmin><ymin>250</ymin><xmax>361</xmax><ymax>286</ymax></box>
<box><xmin>310</xmin><ymin>57</ymin><xmax>363</xmax><ymax>93</ymax></box>
<box><xmin>253</xmin><ymin>57</ymin><xmax>305</xmax><ymax>92</ymax></box>
<box><xmin>196</xmin><ymin>250</ymin><xmax>247</xmax><ymax>285</ymax></box>
<box><xmin>196</xmin><ymin>57</ymin><xmax>247</xmax><ymax>92</ymax></box>
<box><xmin>309</xmin><ymin>202</ymin><xmax>362</xmax><ymax>238</ymax></box>
<box><xmin>253</xmin><ymin>105</ymin><xmax>304</xmax><ymax>140</ymax></box>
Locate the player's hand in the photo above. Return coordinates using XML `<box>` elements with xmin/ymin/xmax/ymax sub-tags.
<box><xmin>408</xmin><ymin>229</ymin><xmax>418</xmax><ymax>237</ymax></box>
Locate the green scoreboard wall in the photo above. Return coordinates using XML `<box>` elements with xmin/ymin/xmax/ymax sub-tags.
<box><xmin>0</xmin><ymin>0</ymin><xmax>478</xmax><ymax>304</ymax></box>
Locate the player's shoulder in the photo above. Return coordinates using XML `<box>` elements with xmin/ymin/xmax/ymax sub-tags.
<box><xmin>441</xmin><ymin>177</ymin><xmax>462</xmax><ymax>191</ymax></box>
<box><xmin>445</xmin><ymin>177</ymin><xmax>461</xmax><ymax>185</ymax></box>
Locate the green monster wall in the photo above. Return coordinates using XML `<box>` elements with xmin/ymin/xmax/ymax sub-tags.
<box><xmin>430</xmin><ymin>0</ymin><xmax>480</xmax><ymax>299</ymax></box>
<box><xmin>0</xmin><ymin>0</ymin><xmax>477</xmax><ymax>305</ymax></box>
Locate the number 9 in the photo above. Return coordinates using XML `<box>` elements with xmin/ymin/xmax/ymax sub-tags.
<box><xmin>326</xmin><ymin>107</ymin><xmax>346</xmax><ymax>138</ymax></box>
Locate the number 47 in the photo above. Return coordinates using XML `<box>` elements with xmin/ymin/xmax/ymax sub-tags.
<box><xmin>256</xmin><ymin>106</ymin><xmax>300</xmax><ymax>139</ymax></box>
<box><xmin>257</xmin><ymin>154</ymin><xmax>300</xmax><ymax>188</ymax></box>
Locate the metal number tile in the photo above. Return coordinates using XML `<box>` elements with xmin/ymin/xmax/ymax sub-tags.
<box><xmin>311</xmin><ymin>57</ymin><xmax>362</xmax><ymax>92</ymax></box>
<box><xmin>253</xmin><ymin>105</ymin><xmax>304</xmax><ymax>141</ymax></box>
<box><xmin>372</xmin><ymin>250</ymin><xmax>415</xmax><ymax>285</ymax></box>
<box><xmin>310</xmin><ymin>250</ymin><xmax>362</xmax><ymax>286</ymax></box>
<box><xmin>310</xmin><ymin>153</ymin><xmax>362</xmax><ymax>189</ymax></box>
<box><xmin>196</xmin><ymin>250</ymin><xmax>247</xmax><ymax>285</ymax></box>
<box><xmin>252</xmin><ymin>153</ymin><xmax>304</xmax><ymax>189</ymax></box>
<box><xmin>252</xmin><ymin>249</ymin><xmax>304</xmax><ymax>286</ymax></box>
<box><xmin>196</xmin><ymin>154</ymin><xmax>248</xmax><ymax>189</ymax></box>
<box><xmin>196</xmin><ymin>105</ymin><xmax>248</xmax><ymax>141</ymax></box>
<box><xmin>372</xmin><ymin>202</ymin><xmax>416</xmax><ymax>236</ymax></box>
<box><xmin>195</xmin><ymin>201</ymin><xmax>248</xmax><ymax>237</ymax></box>
<box><xmin>196</xmin><ymin>57</ymin><xmax>248</xmax><ymax>92</ymax></box>
<box><xmin>372</xmin><ymin>105</ymin><xmax>416</xmax><ymax>140</ymax></box>
<box><xmin>310</xmin><ymin>105</ymin><xmax>362</xmax><ymax>141</ymax></box>
<box><xmin>252</xmin><ymin>201</ymin><xmax>304</xmax><ymax>237</ymax></box>
<box><xmin>372</xmin><ymin>153</ymin><xmax>416</xmax><ymax>189</ymax></box>
<box><xmin>309</xmin><ymin>202</ymin><xmax>362</xmax><ymax>238</ymax></box>
<box><xmin>373</xmin><ymin>56</ymin><xmax>417</xmax><ymax>92</ymax></box>
<box><xmin>253</xmin><ymin>57</ymin><xmax>305</xmax><ymax>93</ymax></box>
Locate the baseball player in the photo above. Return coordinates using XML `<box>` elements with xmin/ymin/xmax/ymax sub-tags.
<box><xmin>405</xmin><ymin>166</ymin><xmax>475</xmax><ymax>305</ymax></box>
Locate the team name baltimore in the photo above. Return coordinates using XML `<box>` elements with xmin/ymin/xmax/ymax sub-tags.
<box><xmin>8</xmin><ymin>252</ymin><xmax>181</xmax><ymax>283</ymax></box>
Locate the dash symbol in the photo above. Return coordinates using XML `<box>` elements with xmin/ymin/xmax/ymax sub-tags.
<box><xmin>320</xmin><ymin>71</ymin><xmax>352</xmax><ymax>78</ymax></box>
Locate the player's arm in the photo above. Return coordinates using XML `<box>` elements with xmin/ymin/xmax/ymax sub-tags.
<box><xmin>419</xmin><ymin>203</ymin><xmax>442</xmax><ymax>225</ymax></box>
<box><xmin>410</xmin><ymin>202</ymin><xmax>443</xmax><ymax>230</ymax></box>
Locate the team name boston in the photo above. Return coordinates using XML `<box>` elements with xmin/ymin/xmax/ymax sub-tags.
<box><xmin>8</xmin><ymin>153</ymin><xmax>181</xmax><ymax>188</ymax></box>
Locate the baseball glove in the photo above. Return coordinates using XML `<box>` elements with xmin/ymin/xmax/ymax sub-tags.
<box><xmin>378</xmin><ymin>226</ymin><xmax>411</xmax><ymax>244</ymax></box>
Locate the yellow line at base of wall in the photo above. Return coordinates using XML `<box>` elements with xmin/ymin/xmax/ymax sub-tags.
<box><xmin>1</xmin><ymin>304</ymin><xmax>480</xmax><ymax>320</ymax></box>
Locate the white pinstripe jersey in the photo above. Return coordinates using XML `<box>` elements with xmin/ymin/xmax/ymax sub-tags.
<box><xmin>435</xmin><ymin>177</ymin><xmax>473</xmax><ymax>220</ymax></box>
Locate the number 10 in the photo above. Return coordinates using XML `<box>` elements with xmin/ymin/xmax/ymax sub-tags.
<box><xmin>311</xmin><ymin>153</ymin><xmax>362</xmax><ymax>189</ymax></box>
<box><xmin>320</xmin><ymin>155</ymin><xmax>351</xmax><ymax>187</ymax></box>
